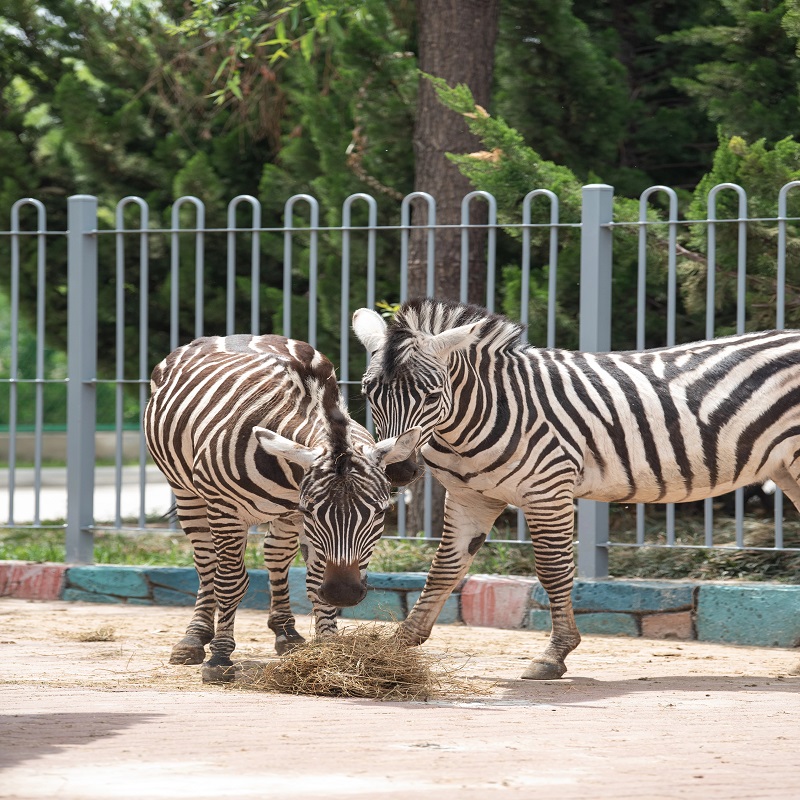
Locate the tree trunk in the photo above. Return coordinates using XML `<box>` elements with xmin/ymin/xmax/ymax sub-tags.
<box><xmin>405</xmin><ymin>0</ymin><xmax>500</xmax><ymax>537</ymax></box>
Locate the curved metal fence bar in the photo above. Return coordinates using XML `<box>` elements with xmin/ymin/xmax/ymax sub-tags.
<box><xmin>459</xmin><ymin>191</ymin><xmax>497</xmax><ymax>309</ymax></box>
<box><xmin>707</xmin><ymin>183</ymin><xmax>749</xmax><ymax>547</ymax></box>
<box><xmin>520</xmin><ymin>189</ymin><xmax>560</xmax><ymax>348</ymax></box>
<box><xmin>169</xmin><ymin>196</ymin><xmax>206</xmax><ymax>350</ymax></box>
<box><xmin>282</xmin><ymin>194</ymin><xmax>320</xmax><ymax>346</ymax></box>
<box><xmin>225</xmin><ymin>195</ymin><xmax>261</xmax><ymax>337</ymax></box>
<box><xmin>397</xmin><ymin>192</ymin><xmax>438</xmax><ymax>538</ymax></box>
<box><xmin>399</xmin><ymin>192</ymin><xmax>437</xmax><ymax>302</ymax></box>
<box><xmin>114</xmin><ymin>197</ymin><xmax>150</xmax><ymax>529</ymax></box>
<box><xmin>7</xmin><ymin>199</ymin><xmax>48</xmax><ymax>526</ymax></box>
<box><xmin>773</xmin><ymin>181</ymin><xmax>800</xmax><ymax>548</ymax></box>
<box><xmin>634</xmin><ymin>187</ymin><xmax>679</xmax><ymax>547</ymax></box>
<box><xmin>340</xmin><ymin>193</ymin><xmax>378</xmax><ymax>407</ymax></box>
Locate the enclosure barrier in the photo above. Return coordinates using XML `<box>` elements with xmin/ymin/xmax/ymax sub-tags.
<box><xmin>3</xmin><ymin>182</ymin><xmax>800</xmax><ymax>575</ymax></box>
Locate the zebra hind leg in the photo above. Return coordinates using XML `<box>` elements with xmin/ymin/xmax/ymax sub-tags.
<box><xmin>522</xmin><ymin>502</ymin><xmax>581</xmax><ymax>680</ymax></box>
<box><xmin>264</xmin><ymin>515</ymin><xmax>307</xmax><ymax>655</ymax></box>
<box><xmin>201</xmin><ymin>517</ymin><xmax>250</xmax><ymax>684</ymax></box>
<box><xmin>170</xmin><ymin>493</ymin><xmax>217</xmax><ymax>665</ymax></box>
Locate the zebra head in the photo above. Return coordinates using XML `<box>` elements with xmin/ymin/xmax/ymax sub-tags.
<box><xmin>254</xmin><ymin>424</ymin><xmax>421</xmax><ymax>607</ymax></box>
<box><xmin>352</xmin><ymin>305</ymin><xmax>482</xmax><ymax>446</ymax></box>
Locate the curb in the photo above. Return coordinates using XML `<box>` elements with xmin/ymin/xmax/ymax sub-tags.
<box><xmin>2</xmin><ymin>560</ymin><xmax>799</xmax><ymax>648</ymax></box>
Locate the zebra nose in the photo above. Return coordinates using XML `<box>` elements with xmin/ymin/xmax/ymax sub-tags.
<box><xmin>318</xmin><ymin>560</ymin><xmax>366</xmax><ymax>608</ymax></box>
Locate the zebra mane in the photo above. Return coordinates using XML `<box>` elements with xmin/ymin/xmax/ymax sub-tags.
<box><xmin>382</xmin><ymin>298</ymin><xmax>523</xmax><ymax>375</ymax></box>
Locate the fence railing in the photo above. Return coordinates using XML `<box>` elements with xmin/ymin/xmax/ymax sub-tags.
<box><xmin>2</xmin><ymin>183</ymin><xmax>800</xmax><ymax>574</ymax></box>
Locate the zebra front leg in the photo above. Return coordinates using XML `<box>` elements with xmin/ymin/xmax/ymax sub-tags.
<box><xmin>400</xmin><ymin>489</ymin><xmax>506</xmax><ymax>646</ymax></box>
<box><xmin>522</xmin><ymin>497</ymin><xmax>581</xmax><ymax>680</ymax></box>
<box><xmin>202</xmin><ymin>515</ymin><xmax>250</xmax><ymax>684</ymax></box>
<box><xmin>170</xmin><ymin>492</ymin><xmax>217</xmax><ymax>665</ymax></box>
<box><xmin>264</xmin><ymin>514</ymin><xmax>307</xmax><ymax>655</ymax></box>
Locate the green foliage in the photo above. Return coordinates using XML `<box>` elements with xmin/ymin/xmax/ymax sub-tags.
<box><xmin>681</xmin><ymin>134</ymin><xmax>800</xmax><ymax>333</ymax></box>
<box><xmin>427</xmin><ymin>75</ymin><xmax>692</xmax><ymax>350</ymax></box>
<box><xmin>667</xmin><ymin>1</ymin><xmax>800</xmax><ymax>144</ymax></box>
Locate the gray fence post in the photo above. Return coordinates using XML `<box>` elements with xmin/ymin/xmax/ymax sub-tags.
<box><xmin>66</xmin><ymin>195</ymin><xmax>98</xmax><ymax>563</ymax></box>
<box><xmin>576</xmin><ymin>184</ymin><xmax>614</xmax><ymax>579</ymax></box>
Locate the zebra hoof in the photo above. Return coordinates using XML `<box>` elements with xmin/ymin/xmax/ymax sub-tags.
<box><xmin>201</xmin><ymin>660</ymin><xmax>237</xmax><ymax>684</ymax></box>
<box><xmin>521</xmin><ymin>659</ymin><xmax>567</xmax><ymax>680</ymax></box>
<box><xmin>275</xmin><ymin>632</ymin><xmax>306</xmax><ymax>656</ymax></box>
<box><xmin>169</xmin><ymin>638</ymin><xmax>207</xmax><ymax>665</ymax></box>
<box><xmin>395</xmin><ymin>623</ymin><xmax>427</xmax><ymax>647</ymax></box>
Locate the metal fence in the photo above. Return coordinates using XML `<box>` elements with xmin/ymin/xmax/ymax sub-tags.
<box><xmin>2</xmin><ymin>183</ymin><xmax>800</xmax><ymax>575</ymax></box>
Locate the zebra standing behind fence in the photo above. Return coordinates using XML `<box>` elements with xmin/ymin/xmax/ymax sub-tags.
<box><xmin>144</xmin><ymin>334</ymin><xmax>420</xmax><ymax>683</ymax></box>
<box><xmin>353</xmin><ymin>298</ymin><xmax>800</xmax><ymax>680</ymax></box>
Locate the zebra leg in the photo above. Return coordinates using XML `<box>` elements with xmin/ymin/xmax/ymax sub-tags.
<box><xmin>399</xmin><ymin>489</ymin><xmax>506</xmax><ymax>646</ymax></box>
<box><xmin>263</xmin><ymin>515</ymin><xmax>307</xmax><ymax>655</ymax></box>
<box><xmin>170</xmin><ymin>491</ymin><xmax>217</xmax><ymax>666</ymax></box>
<box><xmin>201</xmin><ymin>514</ymin><xmax>250</xmax><ymax>684</ymax></box>
<box><xmin>771</xmin><ymin>464</ymin><xmax>800</xmax><ymax>512</ymax></box>
<box><xmin>522</xmin><ymin>501</ymin><xmax>581</xmax><ymax>680</ymax></box>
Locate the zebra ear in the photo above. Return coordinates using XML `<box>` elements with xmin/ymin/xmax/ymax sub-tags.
<box><xmin>253</xmin><ymin>427</ymin><xmax>322</xmax><ymax>471</ymax></box>
<box><xmin>424</xmin><ymin>321</ymin><xmax>483</xmax><ymax>359</ymax></box>
<box><xmin>352</xmin><ymin>308</ymin><xmax>387</xmax><ymax>354</ymax></box>
<box><xmin>372</xmin><ymin>426</ymin><xmax>422</xmax><ymax>467</ymax></box>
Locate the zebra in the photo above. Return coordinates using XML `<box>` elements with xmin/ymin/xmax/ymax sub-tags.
<box><xmin>144</xmin><ymin>334</ymin><xmax>420</xmax><ymax>683</ymax></box>
<box><xmin>353</xmin><ymin>297</ymin><xmax>800</xmax><ymax>680</ymax></box>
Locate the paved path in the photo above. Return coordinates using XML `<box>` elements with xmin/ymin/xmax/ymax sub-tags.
<box><xmin>1</xmin><ymin>599</ymin><xmax>799</xmax><ymax>799</ymax></box>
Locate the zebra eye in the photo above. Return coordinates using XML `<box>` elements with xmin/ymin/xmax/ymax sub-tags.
<box><xmin>424</xmin><ymin>390</ymin><xmax>442</xmax><ymax>405</ymax></box>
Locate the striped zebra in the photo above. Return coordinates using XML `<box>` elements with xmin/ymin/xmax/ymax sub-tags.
<box><xmin>144</xmin><ymin>334</ymin><xmax>419</xmax><ymax>683</ymax></box>
<box><xmin>353</xmin><ymin>298</ymin><xmax>800</xmax><ymax>680</ymax></box>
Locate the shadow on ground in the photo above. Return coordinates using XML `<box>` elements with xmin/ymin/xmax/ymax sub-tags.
<box><xmin>0</xmin><ymin>712</ymin><xmax>164</xmax><ymax>770</ymax></box>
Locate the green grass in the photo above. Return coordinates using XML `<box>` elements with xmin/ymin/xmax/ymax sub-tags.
<box><xmin>3</xmin><ymin>504</ymin><xmax>800</xmax><ymax>582</ymax></box>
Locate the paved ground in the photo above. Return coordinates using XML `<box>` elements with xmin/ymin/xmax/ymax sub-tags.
<box><xmin>1</xmin><ymin>598</ymin><xmax>799</xmax><ymax>800</ymax></box>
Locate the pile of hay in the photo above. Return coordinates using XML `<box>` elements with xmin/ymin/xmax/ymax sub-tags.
<box><xmin>238</xmin><ymin>624</ymin><xmax>477</xmax><ymax>701</ymax></box>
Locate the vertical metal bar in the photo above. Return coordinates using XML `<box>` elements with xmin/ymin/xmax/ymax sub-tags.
<box><xmin>774</xmin><ymin>182</ymin><xmax>800</xmax><ymax>546</ymax></box>
<box><xmin>116</xmin><ymin>197</ymin><xmax>149</xmax><ymax>529</ymax></box>
<box><xmin>114</xmin><ymin>206</ymin><xmax>126</xmax><ymax>528</ymax></box>
<box><xmin>708</xmin><ymin>184</ymin><xmax>748</xmax><ymax>547</ymax></box>
<box><xmin>284</xmin><ymin>195</ymin><xmax>319</xmax><ymax>345</ymax></box>
<box><xmin>423</xmin><ymin>469</ymin><xmax>433</xmax><ymax>540</ymax></box>
<box><xmin>170</xmin><ymin>197</ymin><xmax>205</xmax><ymax>349</ymax></box>
<box><xmin>66</xmin><ymin>195</ymin><xmax>98</xmax><ymax>563</ymax></box>
<box><xmin>399</xmin><ymin>192</ymin><xmax>437</xmax><ymax>303</ymax></box>
<box><xmin>137</xmin><ymin>205</ymin><xmax>150</xmax><ymax>528</ymax></box>
<box><xmin>8</xmin><ymin>211</ymin><xmax>19</xmax><ymax>526</ymax></box>
<box><xmin>459</xmin><ymin>192</ymin><xmax>497</xmax><ymax>308</ymax></box>
<box><xmin>636</xmin><ymin>187</ymin><xmax>679</xmax><ymax>546</ymax></box>
<box><xmin>307</xmin><ymin>204</ymin><xmax>319</xmax><ymax>348</ymax></box>
<box><xmin>517</xmin><ymin>190</ymin><xmax>559</xmax><ymax>541</ymax></box>
<box><xmin>10</xmin><ymin>200</ymin><xmax>47</xmax><ymax>526</ymax></box>
<box><xmin>33</xmin><ymin>209</ymin><xmax>46</xmax><ymax>525</ymax></box>
<box><xmin>576</xmin><ymin>185</ymin><xmax>614</xmax><ymax>579</ymax></box>
<box><xmin>340</xmin><ymin>202</ymin><xmax>352</xmax><ymax>406</ymax></box>
<box><xmin>341</xmin><ymin>194</ymin><xmax>378</xmax><ymax>407</ymax></box>
<box><xmin>226</xmin><ymin>196</ymin><xmax>261</xmax><ymax>336</ymax></box>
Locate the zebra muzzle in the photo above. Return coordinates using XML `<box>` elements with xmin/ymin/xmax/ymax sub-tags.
<box><xmin>318</xmin><ymin>559</ymin><xmax>366</xmax><ymax>608</ymax></box>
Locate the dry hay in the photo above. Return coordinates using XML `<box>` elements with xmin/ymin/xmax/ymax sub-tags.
<box><xmin>237</xmin><ymin>623</ymin><xmax>482</xmax><ymax>701</ymax></box>
<box><xmin>74</xmin><ymin>626</ymin><xmax>117</xmax><ymax>642</ymax></box>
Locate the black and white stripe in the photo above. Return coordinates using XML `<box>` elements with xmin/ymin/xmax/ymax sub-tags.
<box><xmin>354</xmin><ymin>298</ymin><xmax>800</xmax><ymax>679</ymax></box>
<box><xmin>144</xmin><ymin>334</ymin><xmax>419</xmax><ymax>682</ymax></box>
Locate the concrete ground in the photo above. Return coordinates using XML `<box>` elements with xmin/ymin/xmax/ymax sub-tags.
<box><xmin>1</xmin><ymin>598</ymin><xmax>799</xmax><ymax>800</ymax></box>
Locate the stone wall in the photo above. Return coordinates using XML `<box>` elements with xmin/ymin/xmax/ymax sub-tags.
<box><xmin>2</xmin><ymin>561</ymin><xmax>799</xmax><ymax>648</ymax></box>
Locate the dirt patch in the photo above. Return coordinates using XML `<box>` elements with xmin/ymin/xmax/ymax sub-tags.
<box><xmin>1</xmin><ymin>598</ymin><xmax>799</xmax><ymax>799</ymax></box>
